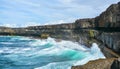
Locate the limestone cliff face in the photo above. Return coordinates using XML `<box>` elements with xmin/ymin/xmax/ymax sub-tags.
<box><xmin>95</xmin><ymin>2</ymin><xmax>120</xmax><ymax>27</ymax></box>
<box><xmin>74</xmin><ymin>2</ymin><xmax>120</xmax><ymax>28</ymax></box>
<box><xmin>74</xmin><ymin>18</ymin><xmax>95</xmax><ymax>28</ymax></box>
<box><xmin>97</xmin><ymin>32</ymin><xmax>120</xmax><ymax>53</ymax></box>
<box><xmin>25</xmin><ymin>23</ymin><xmax>76</xmax><ymax>40</ymax></box>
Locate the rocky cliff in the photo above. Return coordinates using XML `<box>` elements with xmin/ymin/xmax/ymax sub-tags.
<box><xmin>72</xmin><ymin>58</ymin><xmax>117</xmax><ymax>69</ymax></box>
<box><xmin>0</xmin><ymin>1</ymin><xmax>120</xmax><ymax>69</ymax></box>
<box><xmin>95</xmin><ymin>2</ymin><xmax>120</xmax><ymax>28</ymax></box>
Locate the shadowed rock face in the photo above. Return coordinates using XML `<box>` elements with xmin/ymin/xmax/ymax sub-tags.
<box><xmin>97</xmin><ymin>32</ymin><xmax>120</xmax><ymax>54</ymax></box>
<box><xmin>111</xmin><ymin>58</ymin><xmax>120</xmax><ymax>69</ymax></box>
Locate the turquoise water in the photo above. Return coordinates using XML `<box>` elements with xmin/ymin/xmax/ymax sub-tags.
<box><xmin>0</xmin><ymin>36</ymin><xmax>105</xmax><ymax>69</ymax></box>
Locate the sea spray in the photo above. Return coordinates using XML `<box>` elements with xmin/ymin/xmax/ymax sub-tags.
<box><xmin>73</xmin><ymin>43</ymin><xmax>105</xmax><ymax>66</ymax></box>
<box><xmin>0</xmin><ymin>36</ymin><xmax>105</xmax><ymax>69</ymax></box>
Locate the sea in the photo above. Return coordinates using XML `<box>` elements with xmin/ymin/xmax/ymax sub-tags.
<box><xmin>0</xmin><ymin>36</ymin><xmax>105</xmax><ymax>69</ymax></box>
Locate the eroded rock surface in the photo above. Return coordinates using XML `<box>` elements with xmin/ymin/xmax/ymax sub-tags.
<box><xmin>72</xmin><ymin>58</ymin><xmax>116</xmax><ymax>69</ymax></box>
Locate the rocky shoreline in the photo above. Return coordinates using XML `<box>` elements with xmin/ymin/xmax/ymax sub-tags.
<box><xmin>72</xmin><ymin>58</ymin><xmax>117</xmax><ymax>69</ymax></box>
<box><xmin>0</xmin><ymin>1</ymin><xmax>120</xmax><ymax>69</ymax></box>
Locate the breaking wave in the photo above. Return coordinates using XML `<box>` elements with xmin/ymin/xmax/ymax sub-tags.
<box><xmin>0</xmin><ymin>36</ymin><xmax>105</xmax><ymax>69</ymax></box>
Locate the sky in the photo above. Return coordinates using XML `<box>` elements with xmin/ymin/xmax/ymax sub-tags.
<box><xmin>0</xmin><ymin>0</ymin><xmax>119</xmax><ymax>27</ymax></box>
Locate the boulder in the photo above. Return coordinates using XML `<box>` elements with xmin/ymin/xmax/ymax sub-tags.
<box><xmin>111</xmin><ymin>58</ymin><xmax>120</xmax><ymax>69</ymax></box>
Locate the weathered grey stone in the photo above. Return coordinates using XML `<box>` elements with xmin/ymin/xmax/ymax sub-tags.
<box><xmin>75</xmin><ymin>18</ymin><xmax>95</xmax><ymax>28</ymax></box>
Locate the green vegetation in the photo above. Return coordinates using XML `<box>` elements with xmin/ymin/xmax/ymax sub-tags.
<box><xmin>40</xmin><ymin>33</ymin><xmax>49</xmax><ymax>39</ymax></box>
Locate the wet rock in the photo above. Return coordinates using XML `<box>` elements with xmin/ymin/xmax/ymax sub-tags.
<box><xmin>111</xmin><ymin>58</ymin><xmax>120</xmax><ymax>69</ymax></box>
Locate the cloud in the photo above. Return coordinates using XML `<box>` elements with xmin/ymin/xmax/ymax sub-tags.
<box><xmin>0</xmin><ymin>23</ymin><xmax>17</xmax><ymax>27</ymax></box>
<box><xmin>0</xmin><ymin>19</ymin><xmax>74</xmax><ymax>27</ymax></box>
<box><xmin>44</xmin><ymin>20</ymin><xmax>67</xmax><ymax>25</ymax></box>
<box><xmin>58</xmin><ymin>0</ymin><xmax>74</xmax><ymax>5</ymax></box>
<box><xmin>0</xmin><ymin>0</ymin><xmax>120</xmax><ymax>27</ymax></box>
<box><xmin>20</xmin><ymin>22</ymin><xmax>41</xmax><ymax>27</ymax></box>
<box><xmin>0</xmin><ymin>22</ymin><xmax>41</xmax><ymax>28</ymax></box>
<box><xmin>13</xmin><ymin>0</ymin><xmax>41</xmax><ymax>7</ymax></box>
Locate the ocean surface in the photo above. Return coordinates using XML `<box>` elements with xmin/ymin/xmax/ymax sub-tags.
<box><xmin>0</xmin><ymin>36</ymin><xmax>105</xmax><ymax>69</ymax></box>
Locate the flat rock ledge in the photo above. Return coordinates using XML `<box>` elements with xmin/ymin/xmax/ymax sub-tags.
<box><xmin>72</xmin><ymin>58</ymin><xmax>117</xmax><ymax>69</ymax></box>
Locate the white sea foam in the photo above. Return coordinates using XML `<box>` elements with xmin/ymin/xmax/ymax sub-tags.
<box><xmin>33</xmin><ymin>38</ymin><xmax>105</xmax><ymax>69</ymax></box>
<box><xmin>0</xmin><ymin>42</ymin><xmax>13</xmax><ymax>44</ymax></box>
<box><xmin>73</xmin><ymin>43</ymin><xmax>105</xmax><ymax>66</ymax></box>
<box><xmin>35</xmin><ymin>61</ymin><xmax>75</xmax><ymax>69</ymax></box>
<box><xmin>28</xmin><ymin>38</ymin><xmax>88</xmax><ymax>56</ymax></box>
<box><xmin>0</xmin><ymin>47</ymin><xmax>30</xmax><ymax>54</ymax></box>
<box><xmin>29</xmin><ymin>37</ymin><xmax>56</xmax><ymax>46</ymax></box>
<box><xmin>0</xmin><ymin>36</ymin><xmax>105</xmax><ymax>69</ymax></box>
<box><xmin>57</xmin><ymin>40</ymin><xmax>88</xmax><ymax>51</ymax></box>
